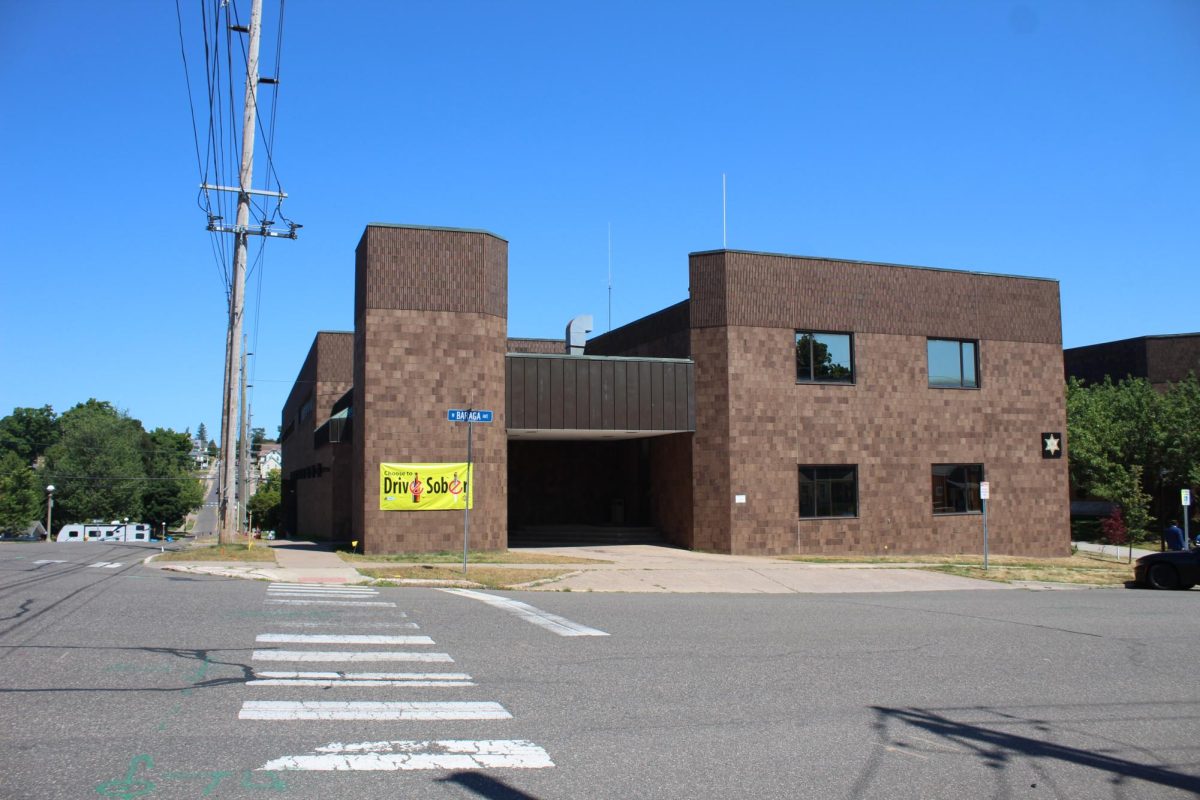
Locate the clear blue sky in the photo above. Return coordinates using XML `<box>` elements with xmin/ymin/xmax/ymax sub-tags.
<box><xmin>1</xmin><ymin>1</ymin><xmax>1196</xmax><ymax>436</ymax></box>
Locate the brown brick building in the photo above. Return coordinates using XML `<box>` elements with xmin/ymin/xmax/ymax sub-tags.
<box><xmin>282</xmin><ymin>223</ymin><xmax>1070</xmax><ymax>557</ymax></box>
<box><xmin>1064</xmin><ymin>333</ymin><xmax>1200</xmax><ymax>389</ymax></box>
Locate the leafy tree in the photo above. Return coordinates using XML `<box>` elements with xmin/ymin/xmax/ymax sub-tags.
<box><xmin>1067</xmin><ymin>374</ymin><xmax>1200</xmax><ymax>538</ymax></box>
<box><xmin>0</xmin><ymin>405</ymin><xmax>59</xmax><ymax>463</ymax></box>
<box><xmin>141</xmin><ymin>428</ymin><xmax>204</xmax><ymax>531</ymax></box>
<box><xmin>0</xmin><ymin>451</ymin><xmax>42</xmax><ymax>533</ymax></box>
<box><xmin>248</xmin><ymin>468</ymin><xmax>282</xmax><ymax>531</ymax></box>
<box><xmin>43</xmin><ymin>400</ymin><xmax>146</xmax><ymax>524</ymax></box>
<box><xmin>206</xmin><ymin>441</ymin><xmax>219</xmax><ymax>458</ymax></box>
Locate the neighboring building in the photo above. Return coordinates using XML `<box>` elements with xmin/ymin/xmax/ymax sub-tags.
<box><xmin>1063</xmin><ymin>333</ymin><xmax>1200</xmax><ymax>388</ymax></box>
<box><xmin>281</xmin><ymin>223</ymin><xmax>1070</xmax><ymax>557</ymax></box>
<box><xmin>257</xmin><ymin>444</ymin><xmax>282</xmax><ymax>479</ymax></box>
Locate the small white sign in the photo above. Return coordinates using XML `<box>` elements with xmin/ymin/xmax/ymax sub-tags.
<box><xmin>1184</xmin><ymin>489</ymin><xmax>1192</xmax><ymax>507</ymax></box>
<box><xmin>734</xmin><ymin>494</ymin><xmax>746</xmax><ymax>504</ymax></box>
<box><xmin>979</xmin><ymin>481</ymin><xmax>990</xmax><ymax>500</ymax></box>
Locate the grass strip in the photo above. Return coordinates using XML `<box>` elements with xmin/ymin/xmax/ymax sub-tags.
<box><xmin>155</xmin><ymin>543</ymin><xmax>276</xmax><ymax>562</ymax></box>
<box><xmin>339</xmin><ymin>550</ymin><xmax>609</xmax><ymax>565</ymax></box>
<box><xmin>360</xmin><ymin>565</ymin><xmax>574</xmax><ymax>590</ymax></box>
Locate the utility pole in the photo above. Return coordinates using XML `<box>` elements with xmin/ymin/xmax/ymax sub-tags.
<box><xmin>217</xmin><ymin>0</ymin><xmax>263</xmax><ymax>546</ymax></box>
<box><xmin>238</xmin><ymin>336</ymin><xmax>251</xmax><ymax>535</ymax></box>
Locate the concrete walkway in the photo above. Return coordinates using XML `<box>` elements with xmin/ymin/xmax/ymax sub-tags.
<box><xmin>153</xmin><ymin>540</ymin><xmax>367</xmax><ymax>584</ymax></box>
<box><xmin>142</xmin><ymin>540</ymin><xmax>1126</xmax><ymax>593</ymax></box>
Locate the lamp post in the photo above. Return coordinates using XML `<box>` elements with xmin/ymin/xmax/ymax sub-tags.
<box><xmin>123</xmin><ymin>517</ymin><xmax>130</xmax><ymax>543</ymax></box>
<box><xmin>45</xmin><ymin>485</ymin><xmax>55</xmax><ymax>542</ymax></box>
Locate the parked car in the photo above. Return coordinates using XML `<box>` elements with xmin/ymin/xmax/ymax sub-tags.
<box><xmin>1134</xmin><ymin>549</ymin><xmax>1199</xmax><ymax>590</ymax></box>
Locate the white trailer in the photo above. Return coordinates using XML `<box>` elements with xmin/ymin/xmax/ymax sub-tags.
<box><xmin>57</xmin><ymin>522</ymin><xmax>153</xmax><ymax>543</ymax></box>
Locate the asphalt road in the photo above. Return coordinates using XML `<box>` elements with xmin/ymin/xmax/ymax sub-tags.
<box><xmin>2</xmin><ymin>541</ymin><xmax>1199</xmax><ymax>800</ymax></box>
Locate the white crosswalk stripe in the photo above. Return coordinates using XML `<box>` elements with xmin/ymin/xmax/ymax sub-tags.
<box><xmin>258</xmin><ymin>739</ymin><xmax>554</xmax><ymax>771</ymax></box>
<box><xmin>255</xmin><ymin>634</ymin><xmax>433</xmax><ymax>645</ymax></box>
<box><xmin>239</xmin><ymin>701</ymin><xmax>511</xmax><ymax>721</ymax></box>
<box><xmin>265</xmin><ymin>598</ymin><xmax>396</xmax><ymax>607</ymax></box>
<box><xmin>88</xmin><ymin>562</ymin><xmax>123</xmax><ymax>569</ymax></box>
<box><xmin>252</xmin><ymin>650</ymin><xmax>453</xmax><ymax>663</ymax></box>
<box><xmin>250</xmin><ymin>583</ymin><xmax>555</xmax><ymax>772</ymax></box>
<box><xmin>34</xmin><ymin>559</ymin><xmax>68</xmax><ymax>564</ymax></box>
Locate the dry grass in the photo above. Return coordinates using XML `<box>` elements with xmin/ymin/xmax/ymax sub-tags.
<box><xmin>339</xmin><ymin>550</ymin><xmax>609</xmax><ymax>565</ymax></box>
<box><xmin>155</xmin><ymin>543</ymin><xmax>276</xmax><ymax>562</ymax></box>
<box><xmin>788</xmin><ymin>552</ymin><xmax>1134</xmax><ymax>586</ymax></box>
<box><xmin>359</xmin><ymin>565</ymin><xmax>576</xmax><ymax>589</ymax></box>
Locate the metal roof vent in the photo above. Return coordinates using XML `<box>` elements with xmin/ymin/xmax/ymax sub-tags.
<box><xmin>566</xmin><ymin>314</ymin><xmax>593</xmax><ymax>355</ymax></box>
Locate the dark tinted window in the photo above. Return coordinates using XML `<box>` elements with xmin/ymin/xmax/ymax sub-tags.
<box><xmin>932</xmin><ymin>464</ymin><xmax>984</xmax><ymax>514</ymax></box>
<box><xmin>799</xmin><ymin>466</ymin><xmax>858</xmax><ymax>518</ymax></box>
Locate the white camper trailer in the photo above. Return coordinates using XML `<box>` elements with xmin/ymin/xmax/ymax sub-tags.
<box><xmin>57</xmin><ymin>522</ymin><xmax>152</xmax><ymax>543</ymax></box>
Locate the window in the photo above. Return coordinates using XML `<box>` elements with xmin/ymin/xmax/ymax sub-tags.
<box><xmin>932</xmin><ymin>464</ymin><xmax>984</xmax><ymax>514</ymax></box>
<box><xmin>928</xmin><ymin>338</ymin><xmax>978</xmax><ymax>388</ymax></box>
<box><xmin>799</xmin><ymin>466</ymin><xmax>858</xmax><ymax>518</ymax></box>
<box><xmin>796</xmin><ymin>331</ymin><xmax>854</xmax><ymax>383</ymax></box>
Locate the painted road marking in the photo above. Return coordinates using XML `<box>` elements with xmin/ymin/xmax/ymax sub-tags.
<box><xmin>238</xmin><ymin>701</ymin><xmax>511</xmax><ymax>721</ymax></box>
<box><xmin>253</xmin><ymin>671</ymin><xmax>472</xmax><ymax>681</ymax></box>
<box><xmin>34</xmin><ymin>559</ymin><xmax>68</xmax><ymax>564</ymax></box>
<box><xmin>247</xmin><ymin>677</ymin><xmax>474</xmax><ymax>688</ymax></box>
<box><xmin>269</xmin><ymin>620</ymin><xmax>418</xmax><ymax>629</ymax></box>
<box><xmin>89</xmin><ymin>562</ymin><xmax>123</xmax><ymax>569</ymax></box>
<box><xmin>441</xmin><ymin>588</ymin><xmax>609</xmax><ymax>637</ymax></box>
<box><xmin>255</xmin><ymin>634</ymin><xmax>433</xmax><ymax>645</ymax></box>
<box><xmin>265</xmin><ymin>599</ymin><xmax>397</xmax><ymax>607</ymax></box>
<box><xmin>268</xmin><ymin>584</ymin><xmax>377</xmax><ymax>593</ymax></box>
<box><xmin>258</xmin><ymin>739</ymin><xmax>553</xmax><ymax>771</ymax></box>
<box><xmin>268</xmin><ymin>588</ymin><xmax>379</xmax><ymax>595</ymax></box>
<box><xmin>251</xmin><ymin>650</ymin><xmax>453</xmax><ymax>663</ymax></box>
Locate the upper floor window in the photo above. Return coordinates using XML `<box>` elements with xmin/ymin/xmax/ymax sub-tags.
<box><xmin>928</xmin><ymin>339</ymin><xmax>978</xmax><ymax>388</ymax></box>
<box><xmin>796</xmin><ymin>331</ymin><xmax>854</xmax><ymax>383</ymax></box>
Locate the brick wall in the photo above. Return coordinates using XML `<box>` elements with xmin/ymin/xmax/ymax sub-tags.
<box><xmin>351</xmin><ymin>225</ymin><xmax>508</xmax><ymax>554</ymax></box>
<box><xmin>690</xmin><ymin>250</ymin><xmax>1069</xmax><ymax>557</ymax></box>
<box><xmin>280</xmin><ymin>331</ymin><xmax>353</xmax><ymax>540</ymax></box>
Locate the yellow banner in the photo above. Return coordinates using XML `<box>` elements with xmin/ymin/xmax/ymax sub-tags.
<box><xmin>380</xmin><ymin>463</ymin><xmax>473</xmax><ymax>511</ymax></box>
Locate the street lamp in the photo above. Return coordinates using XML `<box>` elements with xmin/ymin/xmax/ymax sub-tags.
<box><xmin>45</xmin><ymin>485</ymin><xmax>55</xmax><ymax>542</ymax></box>
<box><xmin>123</xmin><ymin>517</ymin><xmax>129</xmax><ymax>542</ymax></box>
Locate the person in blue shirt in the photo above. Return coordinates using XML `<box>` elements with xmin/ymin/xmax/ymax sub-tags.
<box><xmin>1164</xmin><ymin>520</ymin><xmax>1185</xmax><ymax>551</ymax></box>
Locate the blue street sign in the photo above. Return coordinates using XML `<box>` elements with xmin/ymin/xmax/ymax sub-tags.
<box><xmin>447</xmin><ymin>409</ymin><xmax>493</xmax><ymax>423</ymax></box>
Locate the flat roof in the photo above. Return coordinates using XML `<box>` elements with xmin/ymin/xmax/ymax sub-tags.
<box><xmin>1065</xmin><ymin>332</ymin><xmax>1200</xmax><ymax>350</ymax></box>
<box><xmin>365</xmin><ymin>222</ymin><xmax>508</xmax><ymax>243</ymax></box>
<box><xmin>689</xmin><ymin>248</ymin><xmax>1058</xmax><ymax>284</ymax></box>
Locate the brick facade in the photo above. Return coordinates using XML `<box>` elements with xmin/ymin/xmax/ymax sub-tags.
<box><xmin>280</xmin><ymin>331</ymin><xmax>353</xmax><ymax>540</ymax></box>
<box><xmin>689</xmin><ymin>250</ymin><xmax>1069</xmax><ymax>556</ymax></box>
<box><xmin>351</xmin><ymin>225</ymin><xmax>508</xmax><ymax>555</ymax></box>
<box><xmin>284</xmin><ymin>228</ymin><xmax>1068</xmax><ymax>558</ymax></box>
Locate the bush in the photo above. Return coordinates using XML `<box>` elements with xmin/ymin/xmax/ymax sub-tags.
<box><xmin>1100</xmin><ymin>508</ymin><xmax>1128</xmax><ymax>546</ymax></box>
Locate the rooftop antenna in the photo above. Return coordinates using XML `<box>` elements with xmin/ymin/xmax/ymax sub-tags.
<box><xmin>607</xmin><ymin>222</ymin><xmax>613</xmax><ymax>331</ymax></box>
<box><xmin>722</xmin><ymin>173</ymin><xmax>727</xmax><ymax>248</ymax></box>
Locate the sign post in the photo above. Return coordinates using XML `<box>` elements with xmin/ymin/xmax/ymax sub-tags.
<box><xmin>979</xmin><ymin>481</ymin><xmax>991</xmax><ymax>570</ymax></box>
<box><xmin>448</xmin><ymin>409</ymin><xmax>493</xmax><ymax>574</ymax></box>
<box><xmin>1184</xmin><ymin>489</ymin><xmax>1193</xmax><ymax>548</ymax></box>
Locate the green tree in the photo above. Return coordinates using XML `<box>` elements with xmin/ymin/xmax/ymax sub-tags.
<box><xmin>43</xmin><ymin>400</ymin><xmax>146</xmax><ymax>524</ymax></box>
<box><xmin>141</xmin><ymin>428</ymin><xmax>204</xmax><ymax>531</ymax></box>
<box><xmin>0</xmin><ymin>451</ymin><xmax>42</xmax><ymax>533</ymax></box>
<box><xmin>196</xmin><ymin>422</ymin><xmax>208</xmax><ymax>449</ymax></box>
<box><xmin>248</xmin><ymin>468</ymin><xmax>282</xmax><ymax>531</ymax></box>
<box><xmin>0</xmin><ymin>405</ymin><xmax>59</xmax><ymax>463</ymax></box>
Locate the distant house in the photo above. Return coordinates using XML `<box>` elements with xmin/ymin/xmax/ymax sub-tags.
<box><xmin>1064</xmin><ymin>333</ymin><xmax>1200</xmax><ymax>389</ymax></box>
<box><xmin>258</xmin><ymin>445</ymin><xmax>281</xmax><ymax>479</ymax></box>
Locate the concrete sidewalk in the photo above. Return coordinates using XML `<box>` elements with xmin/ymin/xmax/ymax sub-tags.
<box><xmin>152</xmin><ymin>539</ymin><xmax>367</xmax><ymax>584</ymax></box>
<box><xmin>144</xmin><ymin>540</ymin><xmax>1114</xmax><ymax>593</ymax></box>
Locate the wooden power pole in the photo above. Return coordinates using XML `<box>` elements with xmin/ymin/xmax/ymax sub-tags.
<box><xmin>217</xmin><ymin>0</ymin><xmax>263</xmax><ymax>545</ymax></box>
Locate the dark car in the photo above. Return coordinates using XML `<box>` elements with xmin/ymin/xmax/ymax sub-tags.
<box><xmin>1134</xmin><ymin>549</ymin><xmax>1200</xmax><ymax>590</ymax></box>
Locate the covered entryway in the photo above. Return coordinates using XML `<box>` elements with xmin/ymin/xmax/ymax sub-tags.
<box><xmin>505</xmin><ymin>353</ymin><xmax>695</xmax><ymax>547</ymax></box>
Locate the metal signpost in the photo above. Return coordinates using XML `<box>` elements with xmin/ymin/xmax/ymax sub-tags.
<box><xmin>447</xmin><ymin>409</ymin><xmax>493</xmax><ymax>573</ymax></box>
<box><xmin>980</xmin><ymin>481</ymin><xmax>991</xmax><ymax>570</ymax></box>
<box><xmin>1184</xmin><ymin>489</ymin><xmax>1192</xmax><ymax>548</ymax></box>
